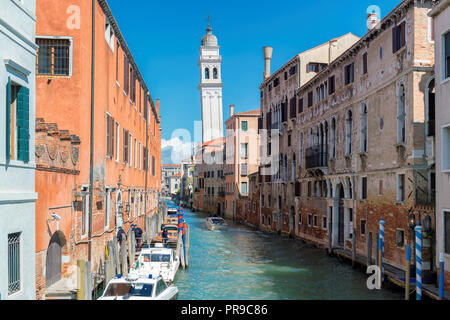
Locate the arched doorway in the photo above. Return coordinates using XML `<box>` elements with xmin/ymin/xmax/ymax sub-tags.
<box><xmin>45</xmin><ymin>231</ymin><xmax>67</xmax><ymax>287</ymax></box>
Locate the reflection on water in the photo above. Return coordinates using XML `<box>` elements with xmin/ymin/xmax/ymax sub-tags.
<box><xmin>174</xmin><ymin>208</ymin><xmax>403</xmax><ymax>300</ymax></box>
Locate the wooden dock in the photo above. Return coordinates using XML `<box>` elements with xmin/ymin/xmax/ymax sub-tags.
<box><xmin>334</xmin><ymin>248</ymin><xmax>450</xmax><ymax>300</ymax></box>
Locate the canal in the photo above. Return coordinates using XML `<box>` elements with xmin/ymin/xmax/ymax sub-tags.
<box><xmin>174</xmin><ymin>207</ymin><xmax>403</xmax><ymax>300</ymax></box>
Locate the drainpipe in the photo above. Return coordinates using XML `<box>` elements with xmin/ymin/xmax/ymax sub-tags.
<box><xmin>144</xmin><ymin>93</ymin><xmax>149</xmax><ymax>218</ymax></box>
<box><xmin>88</xmin><ymin>0</ymin><xmax>96</xmax><ymax>263</ymax></box>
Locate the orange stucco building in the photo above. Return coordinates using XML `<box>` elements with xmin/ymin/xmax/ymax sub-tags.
<box><xmin>34</xmin><ymin>0</ymin><xmax>161</xmax><ymax>299</ymax></box>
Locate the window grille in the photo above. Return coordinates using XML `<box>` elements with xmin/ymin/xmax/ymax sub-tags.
<box><xmin>36</xmin><ymin>39</ymin><xmax>70</xmax><ymax>76</ymax></box>
<box><xmin>8</xmin><ymin>233</ymin><xmax>21</xmax><ymax>295</ymax></box>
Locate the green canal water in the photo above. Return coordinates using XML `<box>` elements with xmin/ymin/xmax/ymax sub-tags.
<box><xmin>173</xmin><ymin>208</ymin><xmax>403</xmax><ymax>300</ymax></box>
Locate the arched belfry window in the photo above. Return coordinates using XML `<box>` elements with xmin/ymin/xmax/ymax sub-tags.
<box><xmin>213</xmin><ymin>68</ymin><xmax>218</xmax><ymax>79</ymax></box>
<box><xmin>205</xmin><ymin>68</ymin><xmax>210</xmax><ymax>79</ymax></box>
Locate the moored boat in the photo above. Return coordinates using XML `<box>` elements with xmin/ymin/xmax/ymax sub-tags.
<box><xmin>130</xmin><ymin>245</ymin><xmax>180</xmax><ymax>283</ymax></box>
<box><xmin>98</xmin><ymin>273</ymin><xmax>178</xmax><ymax>300</ymax></box>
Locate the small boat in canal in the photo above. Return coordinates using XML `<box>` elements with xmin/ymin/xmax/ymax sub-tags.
<box><xmin>98</xmin><ymin>273</ymin><xmax>178</xmax><ymax>300</ymax></box>
<box><xmin>154</xmin><ymin>223</ymin><xmax>179</xmax><ymax>248</ymax></box>
<box><xmin>130</xmin><ymin>244</ymin><xmax>180</xmax><ymax>283</ymax></box>
<box><xmin>205</xmin><ymin>217</ymin><xmax>227</xmax><ymax>231</ymax></box>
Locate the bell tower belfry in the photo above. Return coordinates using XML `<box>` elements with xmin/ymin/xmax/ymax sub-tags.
<box><xmin>198</xmin><ymin>21</ymin><xmax>223</xmax><ymax>143</ymax></box>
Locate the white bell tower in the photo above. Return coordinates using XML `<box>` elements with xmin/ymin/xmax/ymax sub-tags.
<box><xmin>198</xmin><ymin>21</ymin><xmax>223</xmax><ymax>143</ymax></box>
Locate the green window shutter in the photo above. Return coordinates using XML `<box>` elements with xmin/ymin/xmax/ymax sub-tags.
<box><xmin>6</xmin><ymin>77</ymin><xmax>11</xmax><ymax>161</ymax></box>
<box><xmin>17</xmin><ymin>86</ymin><xmax>30</xmax><ymax>163</ymax></box>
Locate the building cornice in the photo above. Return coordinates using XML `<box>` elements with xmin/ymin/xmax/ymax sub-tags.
<box><xmin>428</xmin><ymin>0</ymin><xmax>450</xmax><ymax>17</ymax></box>
<box><xmin>97</xmin><ymin>0</ymin><xmax>160</xmax><ymax>123</ymax></box>
<box><xmin>298</xmin><ymin>0</ymin><xmax>429</xmax><ymax>94</ymax></box>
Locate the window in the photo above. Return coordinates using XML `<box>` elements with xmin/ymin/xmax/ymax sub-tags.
<box><xmin>331</xmin><ymin>117</ymin><xmax>336</xmax><ymax>159</ymax></box>
<box><xmin>346</xmin><ymin>110</ymin><xmax>353</xmax><ymax>155</ymax></box>
<box><xmin>105</xmin><ymin>190</ymin><xmax>110</xmax><ymax>228</ymax></box>
<box><xmin>307</xmin><ymin>91</ymin><xmax>313</xmax><ymax>107</ymax></box>
<box><xmin>360</xmin><ymin>104</ymin><xmax>368</xmax><ymax>152</ymax></box>
<box><xmin>443</xmin><ymin>125</ymin><xmax>450</xmax><ymax>171</ymax></box>
<box><xmin>116</xmin><ymin>41</ymin><xmax>119</xmax><ymax>83</ymax></box>
<box><xmin>36</xmin><ymin>38</ymin><xmax>71</xmax><ymax>76</ymax></box>
<box><xmin>444</xmin><ymin>32</ymin><xmax>450</xmax><ymax>79</ymax></box>
<box><xmin>289</xmin><ymin>65</ymin><xmax>297</xmax><ymax>76</ymax></box>
<box><xmin>397</xmin><ymin>84</ymin><xmax>406</xmax><ymax>143</ymax></box>
<box><xmin>284</xmin><ymin>71</ymin><xmax>288</xmax><ymax>80</ymax></box>
<box><xmin>298</xmin><ymin>98</ymin><xmax>304</xmax><ymax>114</ymax></box>
<box><xmin>392</xmin><ymin>21</ymin><xmax>406</xmax><ymax>53</ymax></box>
<box><xmin>360</xmin><ymin>220</ymin><xmax>366</xmax><ymax>236</ymax></box>
<box><xmin>445</xmin><ymin>211</ymin><xmax>450</xmax><ymax>254</ymax></box>
<box><xmin>6</xmin><ymin>80</ymin><xmax>30</xmax><ymax>162</ymax></box>
<box><xmin>361</xmin><ymin>177</ymin><xmax>367</xmax><ymax>200</ymax></box>
<box><xmin>129</xmin><ymin>132</ymin><xmax>133</xmax><ymax>167</ymax></box>
<box><xmin>213</xmin><ymin>68</ymin><xmax>218</xmax><ymax>79</ymax></box>
<box><xmin>134</xmin><ymin>138</ymin><xmax>137</xmax><ymax>169</ymax></box>
<box><xmin>241</xmin><ymin>121</ymin><xmax>248</xmax><ymax>132</ymax></box>
<box><xmin>322</xmin><ymin>216</ymin><xmax>327</xmax><ymax>230</ymax></box>
<box><xmin>241</xmin><ymin>182</ymin><xmax>248</xmax><ymax>196</ymax></box>
<box><xmin>397</xmin><ymin>174</ymin><xmax>405</xmax><ymax>202</ymax></box>
<box><xmin>362</xmin><ymin>52</ymin><xmax>368</xmax><ymax>75</ymax></box>
<box><xmin>115</xmin><ymin>122</ymin><xmax>120</xmax><ymax>162</ymax></box>
<box><xmin>261</xmin><ymin>195</ymin><xmax>265</xmax><ymax>207</ymax></box>
<box><xmin>130</xmin><ymin>66</ymin><xmax>136</xmax><ymax>103</ymax></box>
<box><xmin>124</xmin><ymin>55</ymin><xmax>129</xmax><ymax>95</ymax></box>
<box><xmin>288</xmin><ymin>134</ymin><xmax>291</xmax><ymax>147</ymax></box>
<box><xmin>205</xmin><ymin>68</ymin><xmax>210</xmax><ymax>79</ymax></box>
<box><xmin>307</xmin><ymin>214</ymin><xmax>312</xmax><ymax>226</ymax></box>
<box><xmin>104</xmin><ymin>17</ymin><xmax>115</xmax><ymax>50</ymax></box>
<box><xmin>344</xmin><ymin>62</ymin><xmax>354</xmax><ymax>85</ymax></box>
<box><xmin>313</xmin><ymin>215</ymin><xmax>318</xmax><ymax>227</ymax></box>
<box><xmin>268</xmin><ymin>195</ymin><xmax>271</xmax><ymax>207</ymax></box>
<box><xmin>289</xmin><ymin>97</ymin><xmax>297</xmax><ymax>119</ymax></box>
<box><xmin>299</xmin><ymin>132</ymin><xmax>303</xmax><ymax>165</ymax></box>
<box><xmin>81</xmin><ymin>188</ymin><xmax>89</xmax><ymax>236</ymax></box>
<box><xmin>379</xmin><ymin>46</ymin><xmax>383</xmax><ymax>60</ymax></box>
<box><xmin>396</xmin><ymin>229</ymin><xmax>405</xmax><ymax>247</ymax></box>
<box><xmin>348</xmin><ymin>208</ymin><xmax>354</xmax><ymax>239</ymax></box>
<box><xmin>123</xmin><ymin>129</ymin><xmax>129</xmax><ymax>163</ymax></box>
<box><xmin>328</xmin><ymin>76</ymin><xmax>336</xmax><ymax>95</ymax></box>
<box><xmin>106</xmin><ymin>114</ymin><xmax>115</xmax><ymax>158</ymax></box>
<box><xmin>274</xmin><ymin>77</ymin><xmax>280</xmax><ymax>87</ymax></box>
<box><xmin>379</xmin><ymin>179</ymin><xmax>383</xmax><ymax>195</ymax></box>
<box><xmin>8</xmin><ymin>232</ymin><xmax>21</xmax><ymax>295</ymax></box>
<box><xmin>307</xmin><ymin>181</ymin><xmax>312</xmax><ymax>198</ymax></box>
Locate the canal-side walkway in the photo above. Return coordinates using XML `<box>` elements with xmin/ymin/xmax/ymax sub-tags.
<box><xmin>333</xmin><ymin>248</ymin><xmax>450</xmax><ymax>300</ymax></box>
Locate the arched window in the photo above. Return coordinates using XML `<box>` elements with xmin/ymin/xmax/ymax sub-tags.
<box><xmin>213</xmin><ymin>68</ymin><xmax>218</xmax><ymax>79</ymax></box>
<box><xmin>346</xmin><ymin>110</ymin><xmax>353</xmax><ymax>155</ymax></box>
<box><xmin>205</xmin><ymin>68</ymin><xmax>210</xmax><ymax>79</ymax></box>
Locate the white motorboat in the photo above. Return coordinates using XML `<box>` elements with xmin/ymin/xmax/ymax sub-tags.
<box><xmin>98</xmin><ymin>273</ymin><xmax>178</xmax><ymax>300</ymax></box>
<box><xmin>205</xmin><ymin>217</ymin><xmax>228</xmax><ymax>231</ymax></box>
<box><xmin>130</xmin><ymin>245</ymin><xmax>180</xmax><ymax>283</ymax></box>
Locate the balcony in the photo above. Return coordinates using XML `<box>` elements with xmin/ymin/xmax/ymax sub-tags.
<box><xmin>305</xmin><ymin>146</ymin><xmax>328</xmax><ymax>175</ymax></box>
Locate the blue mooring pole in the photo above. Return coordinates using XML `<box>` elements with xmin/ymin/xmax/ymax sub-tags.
<box><xmin>379</xmin><ymin>217</ymin><xmax>385</xmax><ymax>281</ymax></box>
<box><xmin>440</xmin><ymin>252</ymin><xmax>445</xmax><ymax>299</ymax></box>
<box><xmin>415</xmin><ymin>223</ymin><xmax>423</xmax><ymax>300</ymax></box>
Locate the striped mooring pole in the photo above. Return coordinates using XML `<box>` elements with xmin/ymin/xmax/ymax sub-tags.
<box><xmin>439</xmin><ymin>252</ymin><xmax>445</xmax><ymax>299</ymax></box>
<box><xmin>415</xmin><ymin>223</ymin><xmax>423</xmax><ymax>300</ymax></box>
<box><xmin>379</xmin><ymin>216</ymin><xmax>385</xmax><ymax>281</ymax></box>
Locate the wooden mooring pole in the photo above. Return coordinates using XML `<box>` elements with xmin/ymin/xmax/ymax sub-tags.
<box><xmin>405</xmin><ymin>245</ymin><xmax>411</xmax><ymax>300</ymax></box>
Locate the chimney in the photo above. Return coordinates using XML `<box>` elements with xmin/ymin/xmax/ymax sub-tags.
<box><xmin>367</xmin><ymin>12</ymin><xmax>378</xmax><ymax>31</ymax></box>
<box><xmin>263</xmin><ymin>46</ymin><xmax>273</xmax><ymax>80</ymax></box>
<box><xmin>230</xmin><ymin>104</ymin><xmax>234</xmax><ymax>117</ymax></box>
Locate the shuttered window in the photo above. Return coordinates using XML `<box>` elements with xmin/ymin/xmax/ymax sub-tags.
<box><xmin>328</xmin><ymin>76</ymin><xmax>335</xmax><ymax>94</ymax></box>
<box><xmin>445</xmin><ymin>32</ymin><xmax>450</xmax><ymax>79</ymax></box>
<box><xmin>289</xmin><ymin>97</ymin><xmax>297</xmax><ymax>119</ymax></box>
<box><xmin>362</xmin><ymin>52</ymin><xmax>368</xmax><ymax>75</ymax></box>
<box><xmin>6</xmin><ymin>79</ymin><xmax>29</xmax><ymax>162</ymax></box>
<box><xmin>124</xmin><ymin>55</ymin><xmax>129</xmax><ymax>95</ymax></box>
<box><xmin>307</xmin><ymin>91</ymin><xmax>313</xmax><ymax>107</ymax></box>
<box><xmin>392</xmin><ymin>22</ymin><xmax>406</xmax><ymax>53</ymax></box>
<box><xmin>123</xmin><ymin>128</ymin><xmax>129</xmax><ymax>163</ymax></box>
<box><xmin>106</xmin><ymin>114</ymin><xmax>114</xmax><ymax>158</ymax></box>
<box><xmin>298</xmin><ymin>98</ymin><xmax>304</xmax><ymax>114</ymax></box>
<box><xmin>144</xmin><ymin>95</ymin><xmax>148</xmax><ymax>120</ymax></box>
<box><xmin>345</xmin><ymin>62</ymin><xmax>354</xmax><ymax>85</ymax></box>
<box><xmin>130</xmin><ymin>66</ymin><xmax>136</xmax><ymax>103</ymax></box>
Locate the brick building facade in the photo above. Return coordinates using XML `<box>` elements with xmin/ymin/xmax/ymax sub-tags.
<box><xmin>34</xmin><ymin>0</ymin><xmax>161</xmax><ymax>299</ymax></box>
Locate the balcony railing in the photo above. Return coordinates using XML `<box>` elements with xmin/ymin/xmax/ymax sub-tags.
<box><xmin>305</xmin><ymin>146</ymin><xmax>328</xmax><ymax>169</ymax></box>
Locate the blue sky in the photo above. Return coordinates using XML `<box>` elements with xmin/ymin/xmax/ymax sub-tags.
<box><xmin>108</xmin><ymin>0</ymin><xmax>401</xmax><ymax>162</ymax></box>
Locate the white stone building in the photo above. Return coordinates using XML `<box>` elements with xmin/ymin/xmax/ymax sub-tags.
<box><xmin>198</xmin><ymin>23</ymin><xmax>224</xmax><ymax>143</ymax></box>
<box><xmin>0</xmin><ymin>0</ymin><xmax>37</xmax><ymax>300</ymax></box>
